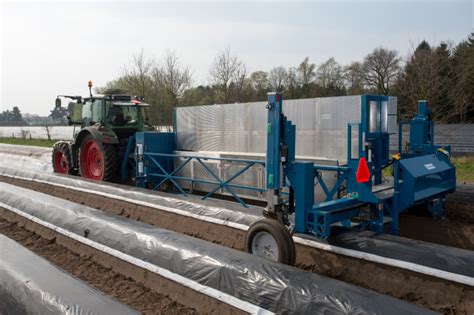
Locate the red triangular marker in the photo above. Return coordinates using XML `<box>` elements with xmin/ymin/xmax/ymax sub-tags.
<box><xmin>356</xmin><ymin>157</ymin><xmax>371</xmax><ymax>183</ymax></box>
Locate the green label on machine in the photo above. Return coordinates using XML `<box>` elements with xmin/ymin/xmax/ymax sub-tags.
<box><xmin>267</xmin><ymin>123</ymin><xmax>271</xmax><ymax>133</ymax></box>
<box><xmin>268</xmin><ymin>174</ymin><xmax>273</xmax><ymax>185</ymax></box>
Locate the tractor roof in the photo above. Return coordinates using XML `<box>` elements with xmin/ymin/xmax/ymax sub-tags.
<box><xmin>112</xmin><ymin>100</ymin><xmax>150</xmax><ymax>107</ymax></box>
<box><xmin>83</xmin><ymin>94</ymin><xmax>149</xmax><ymax>106</ymax></box>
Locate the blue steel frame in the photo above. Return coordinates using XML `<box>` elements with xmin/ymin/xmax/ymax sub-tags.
<box><xmin>140</xmin><ymin>152</ymin><xmax>265</xmax><ymax>208</ymax></box>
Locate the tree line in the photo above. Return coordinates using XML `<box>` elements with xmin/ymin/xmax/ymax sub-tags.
<box><xmin>3</xmin><ymin>33</ymin><xmax>472</xmax><ymax>127</ymax></box>
<box><xmin>0</xmin><ymin>107</ymin><xmax>26</xmax><ymax>126</ymax></box>
<box><xmin>0</xmin><ymin>105</ymin><xmax>69</xmax><ymax>126</ymax></box>
<box><xmin>101</xmin><ymin>33</ymin><xmax>473</xmax><ymax>126</ymax></box>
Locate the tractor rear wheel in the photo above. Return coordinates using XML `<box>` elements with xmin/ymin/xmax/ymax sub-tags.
<box><xmin>78</xmin><ymin>135</ymin><xmax>118</xmax><ymax>181</ymax></box>
<box><xmin>52</xmin><ymin>142</ymin><xmax>75</xmax><ymax>175</ymax></box>
<box><xmin>245</xmin><ymin>218</ymin><xmax>296</xmax><ymax>265</ymax></box>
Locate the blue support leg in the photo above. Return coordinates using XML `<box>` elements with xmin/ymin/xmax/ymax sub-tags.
<box><xmin>370</xmin><ymin>204</ymin><xmax>385</xmax><ymax>234</ymax></box>
<box><xmin>121</xmin><ymin>135</ymin><xmax>135</xmax><ymax>181</ymax></box>
<box><xmin>287</xmin><ymin>162</ymin><xmax>314</xmax><ymax>234</ymax></box>
<box><xmin>390</xmin><ymin>198</ymin><xmax>400</xmax><ymax>235</ymax></box>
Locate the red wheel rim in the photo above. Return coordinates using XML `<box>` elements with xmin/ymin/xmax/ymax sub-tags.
<box><xmin>80</xmin><ymin>140</ymin><xmax>104</xmax><ymax>180</ymax></box>
<box><xmin>53</xmin><ymin>150</ymin><xmax>68</xmax><ymax>174</ymax></box>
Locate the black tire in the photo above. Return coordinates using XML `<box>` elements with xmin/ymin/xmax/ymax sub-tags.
<box><xmin>245</xmin><ymin>218</ymin><xmax>296</xmax><ymax>265</ymax></box>
<box><xmin>52</xmin><ymin>141</ymin><xmax>75</xmax><ymax>175</ymax></box>
<box><xmin>102</xmin><ymin>144</ymin><xmax>119</xmax><ymax>181</ymax></box>
<box><xmin>78</xmin><ymin>134</ymin><xmax>118</xmax><ymax>181</ymax></box>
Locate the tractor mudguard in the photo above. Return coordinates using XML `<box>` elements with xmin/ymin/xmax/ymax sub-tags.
<box><xmin>75</xmin><ymin>127</ymin><xmax>120</xmax><ymax>147</ymax></box>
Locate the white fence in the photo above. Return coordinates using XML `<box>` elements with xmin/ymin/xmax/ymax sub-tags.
<box><xmin>0</xmin><ymin>126</ymin><xmax>76</xmax><ymax>140</ymax></box>
<box><xmin>0</xmin><ymin>126</ymin><xmax>173</xmax><ymax>141</ymax></box>
<box><xmin>0</xmin><ymin>124</ymin><xmax>472</xmax><ymax>154</ymax></box>
<box><xmin>390</xmin><ymin>124</ymin><xmax>474</xmax><ymax>155</ymax></box>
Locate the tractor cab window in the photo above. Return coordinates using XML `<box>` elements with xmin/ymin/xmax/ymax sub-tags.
<box><xmin>107</xmin><ymin>105</ymin><xmax>126</xmax><ymax>126</ymax></box>
<box><xmin>91</xmin><ymin>99</ymin><xmax>103</xmax><ymax>123</ymax></box>
<box><xmin>82</xmin><ymin>100</ymin><xmax>104</xmax><ymax>125</ymax></box>
<box><xmin>82</xmin><ymin>101</ymin><xmax>92</xmax><ymax>125</ymax></box>
<box><xmin>106</xmin><ymin>102</ymin><xmax>148</xmax><ymax>127</ymax></box>
<box><xmin>70</xmin><ymin>102</ymin><xmax>83</xmax><ymax>122</ymax></box>
<box><xmin>122</xmin><ymin>106</ymin><xmax>143</xmax><ymax>125</ymax></box>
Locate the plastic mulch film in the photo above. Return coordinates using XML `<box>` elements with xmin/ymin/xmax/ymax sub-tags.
<box><xmin>1</xmin><ymin>166</ymin><xmax>473</xmax><ymax>281</ymax></box>
<box><xmin>0</xmin><ymin>143</ymin><xmax>52</xmax><ymax>173</ymax></box>
<box><xmin>0</xmin><ymin>234</ymin><xmax>138</xmax><ymax>315</ymax></box>
<box><xmin>324</xmin><ymin>229</ymin><xmax>474</xmax><ymax>278</ymax></box>
<box><xmin>0</xmin><ymin>166</ymin><xmax>261</xmax><ymax>227</ymax></box>
<box><xmin>0</xmin><ymin>182</ymin><xmax>435</xmax><ymax>314</ymax></box>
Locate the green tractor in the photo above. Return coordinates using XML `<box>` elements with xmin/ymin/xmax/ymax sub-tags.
<box><xmin>52</xmin><ymin>81</ymin><xmax>153</xmax><ymax>181</ymax></box>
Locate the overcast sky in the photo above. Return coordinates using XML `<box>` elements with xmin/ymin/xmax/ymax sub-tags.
<box><xmin>1</xmin><ymin>0</ymin><xmax>473</xmax><ymax>115</ymax></box>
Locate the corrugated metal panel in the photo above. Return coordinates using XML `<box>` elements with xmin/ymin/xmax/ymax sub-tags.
<box><xmin>176</xmin><ymin>96</ymin><xmax>363</xmax><ymax>163</ymax></box>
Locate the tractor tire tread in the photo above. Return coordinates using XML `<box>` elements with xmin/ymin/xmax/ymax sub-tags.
<box><xmin>52</xmin><ymin>141</ymin><xmax>75</xmax><ymax>175</ymax></box>
<box><xmin>102</xmin><ymin>144</ymin><xmax>119</xmax><ymax>181</ymax></box>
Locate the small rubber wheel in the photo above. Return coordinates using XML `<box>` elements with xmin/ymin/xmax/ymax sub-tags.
<box><xmin>52</xmin><ymin>142</ymin><xmax>75</xmax><ymax>175</ymax></box>
<box><xmin>245</xmin><ymin>218</ymin><xmax>296</xmax><ymax>265</ymax></box>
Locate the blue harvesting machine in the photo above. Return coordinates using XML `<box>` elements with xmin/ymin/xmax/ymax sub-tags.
<box><xmin>133</xmin><ymin>93</ymin><xmax>456</xmax><ymax>264</ymax></box>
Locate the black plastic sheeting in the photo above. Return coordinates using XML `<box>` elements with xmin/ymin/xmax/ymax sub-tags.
<box><xmin>0</xmin><ymin>182</ymin><xmax>435</xmax><ymax>314</ymax></box>
<box><xmin>1</xmin><ymin>166</ymin><xmax>472</xmax><ymax>281</ymax></box>
<box><xmin>0</xmin><ymin>234</ymin><xmax>137</xmax><ymax>315</ymax></box>
<box><xmin>0</xmin><ymin>166</ymin><xmax>260</xmax><ymax>227</ymax></box>
<box><xmin>325</xmin><ymin>229</ymin><xmax>474</xmax><ymax>278</ymax></box>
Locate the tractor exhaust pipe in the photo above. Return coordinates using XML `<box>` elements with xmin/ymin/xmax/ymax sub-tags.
<box><xmin>88</xmin><ymin>80</ymin><xmax>93</xmax><ymax>98</ymax></box>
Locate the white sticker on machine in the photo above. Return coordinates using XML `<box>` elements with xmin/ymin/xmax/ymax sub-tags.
<box><xmin>424</xmin><ymin>163</ymin><xmax>436</xmax><ymax>170</ymax></box>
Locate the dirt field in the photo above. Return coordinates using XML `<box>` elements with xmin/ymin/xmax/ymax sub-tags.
<box><xmin>1</xmin><ymin>175</ymin><xmax>472</xmax><ymax>314</ymax></box>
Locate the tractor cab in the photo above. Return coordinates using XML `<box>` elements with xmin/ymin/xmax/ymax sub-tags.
<box><xmin>80</xmin><ymin>92</ymin><xmax>153</xmax><ymax>141</ymax></box>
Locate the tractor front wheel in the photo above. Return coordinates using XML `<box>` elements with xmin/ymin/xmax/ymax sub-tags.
<box><xmin>78</xmin><ymin>135</ymin><xmax>118</xmax><ymax>181</ymax></box>
<box><xmin>52</xmin><ymin>142</ymin><xmax>75</xmax><ymax>175</ymax></box>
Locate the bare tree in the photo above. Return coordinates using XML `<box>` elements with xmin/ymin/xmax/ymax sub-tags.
<box><xmin>20</xmin><ymin>128</ymin><xmax>31</xmax><ymax>139</ymax></box>
<box><xmin>232</xmin><ymin>63</ymin><xmax>248</xmax><ymax>102</ymax></box>
<box><xmin>250</xmin><ymin>71</ymin><xmax>269</xmax><ymax>92</ymax></box>
<box><xmin>209</xmin><ymin>47</ymin><xmax>245</xmax><ymax>103</ymax></box>
<box><xmin>343</xmin><ymin>61</ymin><xmax>365</xmax><ymax>94</ymax></box>
<box><xmin>297</xmin><ymin>57</ymin><xmax>316</xmax><ymax>86</ymax></box>
<box><xmin>285</xmin><ymin>67</ymin><xmax>299</xmax><ymax>98</ymax></box>
<box><xmin>153</xmin><ymin>50</ymin><xmax>192</xmax><ymax>106</ymax></box>
<box><xmin>362</xmin><ymin>47</ymin><xmax>400</xmax><ymax>95</ymax></box>
<box><xmin>296</xmin><ymin>57</ymin><xmax>316</xmax><ymax>97</ymax></box>
<box><xmin>121</xmin><ymin>49</ymin><xmax>155</xmax><ymax>98</ymax></box>
<box><xmin>44</xmin><ymin>125</ymin><xmax>53</xmax><ymax>141</ymax></box>
<box><xmin>269</xmin><ymin>66</ymin><xmax>288</xmax><ymax>91</ymax></box>
<box><xmin>316</xmin><ymin>57</ymin><xmax>344</xmax><ymax>89</ymax></box>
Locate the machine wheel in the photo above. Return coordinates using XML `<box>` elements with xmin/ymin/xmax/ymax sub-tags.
<box><xmin>245</xmin><ymin>218</ymin><xmax>296</xmax><ymax>265</ymax></box>
<box><xmin>52</xmin><ymin>142</ymin><xmax>75</xmax><ymax>175</ymax></box>
<box><xmin>78</xmin><ymin>135</ymin><xmax>118</xmax><ymax>181</ymax></box>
